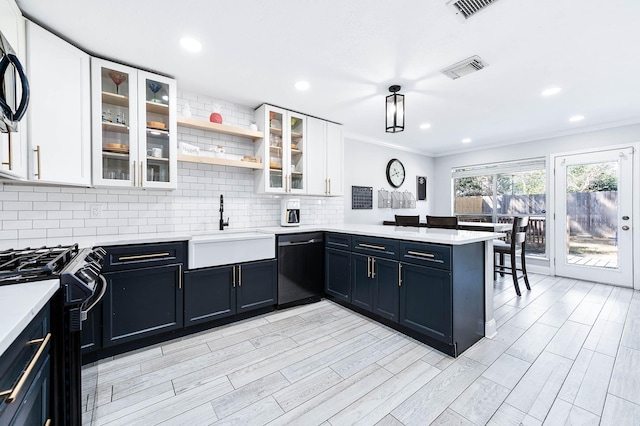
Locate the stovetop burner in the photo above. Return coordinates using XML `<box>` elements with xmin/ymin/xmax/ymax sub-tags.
<box><xmin>0</xmin><ymin>244</ymin><xmax>80</xmax><ymax>285</ymax></box>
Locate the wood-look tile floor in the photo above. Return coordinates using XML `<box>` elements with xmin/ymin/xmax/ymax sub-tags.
<box><xmin>82</xmin><ymin>274</ymin><xmax>640</xmax><ymax>425</ymax></box>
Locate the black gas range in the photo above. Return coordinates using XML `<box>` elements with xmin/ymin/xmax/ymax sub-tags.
<box><xmin>0</xmin><ymin>243</ymin><xmax>106</xmax><ymax>425</ymax></box>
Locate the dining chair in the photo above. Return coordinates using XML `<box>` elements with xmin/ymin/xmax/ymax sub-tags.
<box><xmin>394</xmin><ymin>215</ymin><xmax>420</xmax><ymax>226</ymax></box>
<box><xmin>426</xmin><ymin>215</ymin><xmax>458</xmax><ymax>229</ymax></box>
<box><xmin>494</xmin><ymin>216</ymin><xmax>531</xmax><ymax>296</ymax></box>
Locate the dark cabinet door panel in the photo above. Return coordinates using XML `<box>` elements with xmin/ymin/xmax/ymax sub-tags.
<box><xmin>351</xmin><ymin>253</ymin><xmax>373</xmax><ymax>312</ymax></box>
<box><xmin>103</xmin><ymin>264</ymin><xmax>183</xmax><ymax>346</ymax></box>
<box><xmin>236</xmin><ymin>259</ymin><xmax>277</xmax><ymax>313</ymax></box>
<box><xmin>373</xmin><ymin>258</ymin><xmax>399</xmax><ymax>322</ymax></box>
<box><xmin>325</xmin><ymin>248</ymin><xmax>351</xmax><ymax>302</ymax></box>
<box><xmin>184</xmin><ymin>266</ymin><xmax>235</xmax><ymax>325</ymax></box>
<box><xmin>399</xmin><ymin>263</ymin><xmax>452</xmax><ymax>343</ymax></box>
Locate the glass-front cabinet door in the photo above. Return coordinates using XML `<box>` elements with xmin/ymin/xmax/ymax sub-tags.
<box><xmin>289</xmin><ymin>111</ymin><xmax>306</xmax><ymax>193</ymax></box>
<box><xmin>91</xmin><ymin>59</ymin><xmax>137</xmax><ymax>187</ymax></box>
<box><xmin>137</xmin><ymin>71</ymin><xmax>177</xmax><ymax>188</ymax></box>
<box><xmin>267</xmin><ymin>107</ymin><xmax>285</xmax><ymax>191</ymax></box>
<box><xmin>255</xmin><ymin>104</ymin><xmax>306</xmax><ymax>194</ymax></box>
<box><xmin>91</xmin><ymin>58</ymin><xmax>176</xmax><ymax>189</ymax></box>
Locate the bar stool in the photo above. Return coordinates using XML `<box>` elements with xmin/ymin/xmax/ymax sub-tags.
<box><xmin>494</xmin><ymin>216</ymin><xmax>531</xmax><ymax>296</ymax></box>
<box><xmin>394</xmin><ymin>215</ymin><xmax>420</xmax><ymax>226</ymax></box>
<box><xmin>426</xmin><ymin>215</ymin><xmax>458</xmax><ymax>229</ymax></box>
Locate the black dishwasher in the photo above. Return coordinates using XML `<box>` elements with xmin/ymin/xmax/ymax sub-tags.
<box><xmin>277</xmin><ymin>232</ymin><xmax>324</xmax><ymax>308</ymax></box>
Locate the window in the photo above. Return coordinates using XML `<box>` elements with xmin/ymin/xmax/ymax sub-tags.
<box><xmin>453</xmin><ymin>158</ymin><xmax>547</xmax><ymax>257</ymax></box>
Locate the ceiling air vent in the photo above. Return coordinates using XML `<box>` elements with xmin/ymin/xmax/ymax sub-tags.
<box><xmin>446</xmin><ymin>0</ymin><xmax>500</xmax><ymax>20</ymax></box>
<box><xmin>441</xmin><ymin>55</ymin><xmax>488</xmax><ymax>80</ymax></box>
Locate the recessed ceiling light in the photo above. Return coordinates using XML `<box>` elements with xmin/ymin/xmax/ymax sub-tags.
<box><xmin>462</xmin><ymin>138</ymin><xmax>472</xmax><ymax>143</ymax></box>
<box><xmin>541</xmin><ymin>87</ymin><xmax>562</xmax><ymax>96</ymax></box>
<box><xmin>569</xmin><ymin>115</ymin><xmax>584</xmax><ymax>122</ymax></box>
<box><xmin>180</xmin><ymin>37</ymin><xmax>202</xmax><ymax>53</ymax></box>
<box><xmin>295</xmin><ymin>81</ymin><xmax>310</xmax><ymax>91</ymax></box>
<box><xmin>419</xmin><ymin>123</ymin><xmax>431</xmax><ymax>129</ymax></box>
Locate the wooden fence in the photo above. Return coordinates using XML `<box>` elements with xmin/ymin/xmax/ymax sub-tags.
<box><xmin>456</xmin><ymin>191</ymin><xmax>618</xmax><ymax>253</ymax></box>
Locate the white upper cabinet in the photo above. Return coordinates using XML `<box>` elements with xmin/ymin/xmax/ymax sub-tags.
<box><xmin>0</xmin><ymin>0</ymin><xmax>27</xmax><ymax>180</ymax></box>
<box><xmin>255</xmin><ymin>104</ymin><xmax>307</xmax><ymax>194</ymax></box>
<box><xmin>305</xmin><ymin>117</ymin><xmax>344</xmax><ymax>196</ymax></box>
<box><xmin>91</xmin><ymin>58</ymin><xmax>176</xmax><ymax>189</ymax></box>
<box><xmin>26</xmin><ymin>21</ymin><xmax>91</xmax><ymax>185</ymax></box>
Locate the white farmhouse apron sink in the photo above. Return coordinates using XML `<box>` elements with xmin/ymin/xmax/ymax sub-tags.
<box><xmin>188</xmin><ymin>231</ymin><xmax>275</xmax><ymax>269</ymax></box>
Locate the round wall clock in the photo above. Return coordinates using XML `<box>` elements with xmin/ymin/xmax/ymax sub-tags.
<box><xmin>386</xmin><ymin>158</ymin><xmax>406</xmax><ymax>188</ymax></box>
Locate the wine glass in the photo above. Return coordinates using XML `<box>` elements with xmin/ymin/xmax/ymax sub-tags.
<box><xmin>107</xmin><ymin>70</ymin><xmax>127</xmax><ymax>95</ymax></box>
<box><xmin>147</xmin><ymin>80</ymin><xmax>162</xmax><ymax>103</ymax></box>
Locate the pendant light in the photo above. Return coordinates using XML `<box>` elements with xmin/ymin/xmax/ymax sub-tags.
<box><xmin>385</xmin><ymin>85</ymin><xmax>404</xmax><ymax>133</ymax></box>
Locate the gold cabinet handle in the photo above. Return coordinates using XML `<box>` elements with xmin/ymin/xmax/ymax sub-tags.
<box><xmin>1</xmin><ymin>132</ymin><xmax>13</xmax><ymax>170</ymax></box>
<box><xmin>398</xmin><ymin>263</ymin><xmax>402</xmax><ymax>287</ymax></box>
<box><xmin>2</xmin><ymin>333</ymin><xmax>51</xmax><ymax>403</ymax></box>
<box><xmin>359</xmin><ymin>243</ymin><xmax>385</xmax><ymax>251</ymax></box>
<box><xmin>371</xmin><ymin>257</ymin><xmax>376</xmax><ymax>279</ymax></box>
<box><xmin>238</xmin><ymin>265</ymin><xmax>242</xmax><ymax>287</ymax></box>
<box><xmin>232</xmin><ymin>265</ymin><xmax>236</xmax><ymax>288</ymax></box>
<box><xmin>45</xmin><ymin>420</ymin><xmax>52</xmax><ymax>426</ymax></box>
<box><xmin>133</xmin><ymin>161</ymin><xmax>136</xmax><ymax>186</ymax></box>
<box><xmin>367</xmin><ymin>256</ymin><xmax>371</xmax><ymax>278</ymax></box>
<box><xmin>407</xmin><ymin>250</ymin><xmax>435</xmax><ymax>258</ymax></box>
<box><xmin>118</xmin><ymin>252</ymin><xmax>170</xmax><ymax>261</ymax></box>
<box><xmin>34</xmin><ymin>145</ymin><xmax>42</xmax><ymax>179</ymax></box>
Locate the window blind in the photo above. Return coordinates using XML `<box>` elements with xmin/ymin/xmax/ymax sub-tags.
<box><xmin>452</xmin><ymin>157</ymin><xmax>546</xmax><ymax>178</ymax></box>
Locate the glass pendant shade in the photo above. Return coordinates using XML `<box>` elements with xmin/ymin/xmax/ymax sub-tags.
<box><xmin>386</xmin><ymin>86</ymin><xmax>404</xmax><ymax>133</ymax></box>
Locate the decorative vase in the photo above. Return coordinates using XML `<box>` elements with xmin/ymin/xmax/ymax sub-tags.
<box><xmin>210</xmin><ymin>104</ymin><xmax>223</xmax><ymax>124</ymax></box>
<box><xmin>210</xmin><ymin>112</ymin><xmax>223</xmax><ymax>124</ymax></box>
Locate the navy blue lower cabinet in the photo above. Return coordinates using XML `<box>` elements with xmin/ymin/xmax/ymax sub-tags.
<box><xmin>184</xmin><ymin>266</ymin><xmax>236</xmax><ymax>325</ymax></box>
<box><xmin>373</xmin><ymin>258</ymin><xmax>400</xmax><ymax>322</ymax></box>
<box><xmin>236</xmin><ymin>259</ymin><xmax>277</xmax><ymax>313</ymax></box>
<box><xmin>325</xmin><ymin>247</ymin><xmax>351</xmax><ymax>302</ymax></box>
<box><xmin>399</xmin><ymin>262</ymin><xmax>453</xmax><ymax>344</ymax></box>
<box><xmin>102</xmin><ymin>264</ymin><xmax>184</xmax><ymax>347</ymax></box>
<box><xmin>184</xmin><ymin>259</ymin><xmax>277</xmax><ymax>326</ymax></box>
<box><xmin>351</xmin><ymin>253</ymin><xmax>374</xmax><ymax>312</ymax></box>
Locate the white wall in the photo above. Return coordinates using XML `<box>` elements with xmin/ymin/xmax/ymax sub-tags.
<box><xmin>0</xmin><ymin>90</ymin><xmax>344</xmax><ymax>245</ymax></box>
<box><xmin>343</xmin><ymin>138</ymin><xmax>434</xmax><ymax>224</ymax></box>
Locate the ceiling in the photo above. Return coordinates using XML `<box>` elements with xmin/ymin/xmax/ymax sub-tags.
<box><xmin>15</xmin><ymin>0</ymin><xmax>640</xmax><ymax>156</ymax></box>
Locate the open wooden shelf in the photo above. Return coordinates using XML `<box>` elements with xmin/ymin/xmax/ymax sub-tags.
<box><xmin>177</xmin><ymin>116</ymin><xmax>264</xmax><ymax>141</ymax></box>
<box><xmin>177</xmin><ymin>153</ymin><xmax>263</xmax><ymax>170</ymax></box>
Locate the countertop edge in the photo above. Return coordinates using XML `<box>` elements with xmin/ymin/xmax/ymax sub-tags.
<box><xmin>0</xmin><ymin>280</ymin><xmax>59</xmax><ymax>357</ymax></box>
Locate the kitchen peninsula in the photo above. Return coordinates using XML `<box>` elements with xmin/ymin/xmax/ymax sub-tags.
<box><xmin>0</xmin><ymin>224</ymin><xmax>500</xmax><ymax>361</ymax></box>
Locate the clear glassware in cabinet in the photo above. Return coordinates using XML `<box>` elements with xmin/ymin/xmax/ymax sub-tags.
<box><xmin>256</xmin><ymin>104</ymin><xmax>306</xmax><ymax>194</ymax></box>
<box><xmin>289</xmin><ymin>112</ymin><xmax>305</xmax><ymax>191</ymax></box>
<box><xmin>268</xmin><ymin>109</ymin><xmax>284</xmax><ymax>189</ymax></box>
<box><xmin>92</xmin><ymin>58</ymin><xmax>176</xmax><ymax>189</ymax></box>
<box><xmin>139</xmin><ymin>73</ymin><xmax>176</xmax><ymax>186</ymax></box>
<box><xmin>92</xmin><ymin>59</ymin><xmax>137</xmax><ymax>186</ymax></box>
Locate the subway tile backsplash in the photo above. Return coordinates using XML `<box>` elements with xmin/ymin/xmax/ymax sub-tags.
<box><xmin>0</xmin><ymin>90</ymin><xmax>344</xmax><ymax>242</ymax></box>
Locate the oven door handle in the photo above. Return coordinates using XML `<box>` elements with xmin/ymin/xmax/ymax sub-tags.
<box><xmin>80</xmin><ymin>274</ymin><xmax>107</xmax><ymax>322</ymax></box>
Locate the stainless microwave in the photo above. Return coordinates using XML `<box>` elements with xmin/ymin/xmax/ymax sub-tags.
<box><xmin>0</xmin><ymin>30</ymin><xmax>29</xmax><ymax>133</ymax></box>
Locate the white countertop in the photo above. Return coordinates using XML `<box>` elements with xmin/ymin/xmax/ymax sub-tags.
<box><xmin>0</xmin><ymin>279</ymin><xmax>59</xmax><ymax>357</ymax></box>
<box><xmin>0</xmin><ymin>224</ymin><xmax>501</xmax><ymax>251</ymax></box>
<box><xmin>0</xmin><ymin>223</ymin><xmax>501</xmax><ymax>357</ymax></box>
